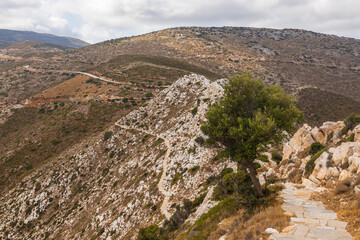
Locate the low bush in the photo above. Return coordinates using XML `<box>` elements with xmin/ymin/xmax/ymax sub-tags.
<box><xmin>305</xmin><ymin>148</ymin><xmax>326</xmax><ymax>176</ymax></box>
<box><xmin>213</xmin><ymin>170</ymin><xmax>258</xmax><ymax>211</ymax></box>
<box><xmin>104</xmin><ymin>131</ymin><xmax>113</xmax><ymax>141</ymax></box>
<box><xmin>137</xmin><ymin>224</ymin><xmax>167</xmax><ymax>240</ymax></box>
<box><xmin>271</xmin><ymin>151</ymin><xmax>282</xmax><ymax>164</ymax></box>
<box><xmin>334</xmin><ymin>178</ymin><xmax>352</xmax><ymax>195</ymax></box>
<box><xmin>258</xmin><ymin>154</ymin><xmax>269</xmax><ymax>163</ymax></box>
<box><xmin>189</xmin><ymin>166</ymin><xmax>200</xmax><ymax>176</ymax></box>
<box><xmin>195</xmin><ymin>136</ymin><xmax>205</xmax><ymax>145</ymax></box>
<box><xmin>342</xmin><ymin>113</ymin><xmax>360</xmax><ymax>135</ymax></box>
<box><xmin>191</xmin><ymin>106</ymin><xmax>198</xmax><ymax>115</ymax></box>
<box><xmin>309</xmin><ymin>142</ymin><xmax>325</xmax><ymax>155</ymax></box>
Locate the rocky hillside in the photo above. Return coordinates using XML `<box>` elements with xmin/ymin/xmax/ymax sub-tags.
<box><xmin>1</xmin><ymin>27</ymin><xmax>359</xmax><ymax>125</ymax></box>
<box><xmin>272</xmin><ymin>119</ymin><xmax>360</xmax><ymax>238</ymax></box>
<box><xmin>0</xmin><ymin>74</ymin><xmax>235</xmax><ymax>239</ymax></box>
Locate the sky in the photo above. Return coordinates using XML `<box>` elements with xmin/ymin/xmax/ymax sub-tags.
<box><xmin>0</xmin><ymin>0</ymin><xmax>359</xmax><ymax>43</ymax></box>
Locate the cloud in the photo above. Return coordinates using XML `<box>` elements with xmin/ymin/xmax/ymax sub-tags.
<box><xmin>0</xmin><ymin>0</ymin><xmax>359</xmax><ymax>43</ymax></box>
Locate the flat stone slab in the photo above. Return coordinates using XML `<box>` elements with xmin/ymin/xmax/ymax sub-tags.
<box><xmin>303</xmin><ymin>212</ymin><xmax>338</xmax><ymax>220</ymax></box>
<box><xmin>309</xmin><ymin>226</ymin><xmax>352</xmax><ymax>240</ymax></box>
<box><xmin>291</xmin><ymin>217</ymin><xmax>320</xmax><ymax>225</ymax></box>
<box><xmin>270</xmin><ymin>182</ymin><xmax>353</xmax><ymax>240</ymax></box>
<box><xmin>327</xmin><ymin>219</ymin><xmax>348</xmax><ymax>229</ymax></box>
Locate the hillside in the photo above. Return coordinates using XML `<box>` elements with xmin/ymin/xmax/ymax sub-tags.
<box><xmin>0</xmin><ymin>29</ymin><xmax>89</xmax><ymax>49</ymax></box>
<box><xmin>0</xmin><ymin>26</ymin><xmax>360</xmax><ymax>239</ymax></box>
<box><xmin>2</xmin><ymin>27</ymin><xmax>357</xmax><ymax>124</ymax></box>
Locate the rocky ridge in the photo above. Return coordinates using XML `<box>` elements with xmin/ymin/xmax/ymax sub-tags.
<box><xmin>0</xmin><ymin>74</ymin><xmax>236</xmax><ymax>239</ymax></box>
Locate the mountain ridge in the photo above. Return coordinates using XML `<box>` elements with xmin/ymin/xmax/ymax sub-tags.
<box><xmin>0</xmin><ymin>29</ymin><xmax>89</xmax><ymax>49</ymax></box>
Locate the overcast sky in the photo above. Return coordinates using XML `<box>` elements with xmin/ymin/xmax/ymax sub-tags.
<box><xmin>0</xmin><ymin>0</ymin><xmax>359</xmax><ymax>43</ymax></box>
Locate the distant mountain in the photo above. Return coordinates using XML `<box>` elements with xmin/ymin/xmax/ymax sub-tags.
<box><xmin>0</xmin><ymin>29</ymin><xmax>89</xmax><ymax>48</ymax></box>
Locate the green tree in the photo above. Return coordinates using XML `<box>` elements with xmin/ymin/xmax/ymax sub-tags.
<box><xmin>201</xmin><ymin>72</ymin><xmax>303</xmax><ymax>195</ymax></box>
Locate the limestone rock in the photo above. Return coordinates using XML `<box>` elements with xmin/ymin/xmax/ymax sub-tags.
<box><xmin>332</xmin><ymin>142</ymin><xmax>354</xmax><ymax>165</ymax></box>
<box><xmin>313</xmin><ymin>151</ymin><xmax>330</xmax><ymax>180</ymax></box>
<box><xmin>311</xmin><ymin>127</ymin><xmax>326</xmax><ymax>145</ymax></box>
<box><xmin>348</xmin><ymin>154</ymin><xmax>360</xmax><ymax>173</ymax></box>
<box><xmin>338</xmin><ymin>170</ymin><xmax>352</xmax><ymax>182</ymax></box>
<box><xmin>353</xmin><ymin>124</ymin><xmax>360</xmax><ymax>142</ymax></box>
<box><xmin>265</xmin><ymin>228</ymin><xmax>279</xmax><ymax>234</ymax></box>
<box><xmin>283</xmin><ymin>124</ymin><xmax>314</xmax><ymax>161</ymax></box>
<box><xmin>324</xmin><ymin>167</ymin><xmax>340</xmax><ymax>180</ymax></box>
<box><xmin>319</xmin><ymin>121</ymin><xmax>345</xmax><ymax>144</ymax></box>
<box><xmin>354</xmin><ymin>185</ymin><xmax>360</xmax><ymax>194</ymax></box>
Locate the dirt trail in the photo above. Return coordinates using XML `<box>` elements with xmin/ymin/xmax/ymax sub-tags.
<box><xmin>115</xmin><ymin>123</ymin><xmax>172</xmax><ymax>219</ymax></box>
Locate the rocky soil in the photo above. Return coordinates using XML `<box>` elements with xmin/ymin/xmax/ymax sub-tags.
<box><xmin>0</xmin><ymin>74</ymin><xmax>234</xmax><ymax>239</ymax></box>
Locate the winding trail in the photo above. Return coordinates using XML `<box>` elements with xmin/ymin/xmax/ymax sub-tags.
<box><xmin>270</xmin><ymin>182</ymin><xmax>352</xmax><ymax>240</ymax></box>
<box><xmin>74</xmin><ymin>71</ymin><xmax>122</xmax><ymax>85</ymax></box>
<box><xmin>115</xmin><ymin>123</ymin><xmax>172</xmax><ymax>219</ymax></box>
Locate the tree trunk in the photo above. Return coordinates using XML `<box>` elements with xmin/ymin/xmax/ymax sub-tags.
<box><xmin>247</xmin><ymin>163</ymin><xmax>263</xmax><ymax>196</ymax></box>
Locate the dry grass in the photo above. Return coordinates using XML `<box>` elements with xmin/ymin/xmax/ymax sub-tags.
<box><xmin>334</xmin><ymin>178</ymin><xmax>352</xmax><ymax>195</ymax></box>
<box><xmin>209</xmin><ymin>200</ymin><xmax>290</xmax><ymax>240</ymax></box>
<box><xmin>312</xmin><ymin>189</ymin><xmax>360</xmax><ymax>239</ymax></box>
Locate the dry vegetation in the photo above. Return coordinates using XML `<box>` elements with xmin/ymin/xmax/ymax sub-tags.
<box><xmin>312</xmin><ymin>179</ymin><xmax>360</xmax><ymax>239</ymax></box>
<box><xmin>219</xmin><ymin>201</ymin><xmax>290</xmax><ymax>240</ymax></box>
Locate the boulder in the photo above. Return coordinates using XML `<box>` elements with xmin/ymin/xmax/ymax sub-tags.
<box><xmin>299</xmin><ymin>155</ymin><xmax>311</xmax><ymax>171</ymax></box>
<box><xmin>332</xmin><ymin>142</ymin><xmax>354</xmax><ymax>166</ymax></box>
<box><xmin>354</xmin><ymin>185</ymin><xmax>360</xmax><ymax>194</ymax></box>
<box><xmin>348</xmin><ymin>154</ymin><xmax>360</xmax><ymax>173</ymax></box>
<box><xmin>354</xmin><ymin>124</ymin><xmax>360</xmax><ymax>142</ymax></box>
<box><xmin>283</xmin><ymin>124</ymin><xmax>314</xmax><ymax>160</ymax></box>
<box><xmin>302</xmin><ymin>178</ymin><xmax>318</xmax><ymax>188</ymax></box>
<box><xmin>319</xmin><ymin>121</ymin><xmax>345</xmax><ymax>144</ymax></box>
<box><xmin>266</xmin><ymin>168</ymin><xmax>276</xmax><ymax>178</ymax></box>
<box><xmin>324</xmin><ymin>167</ymin><xmax>340</xmax><ymax>180</ymax></box>
<box><xmin>265</xmin><ymin>228</ymin><xmax>279</xmax><ymax>234</ymax></box>
<box><xmin>311</xmin><ymin>127</ymin><xmax>326</xmax><ymax>145</ymax></box>
<box><xmin>313</xmin><ymin>151</ymin><xmax>330</xmax><ymax>180</ymax></box>
<box><xmin>338</xmin><ymin>170</ymin><xmax>352</xmax><ymax>182</ymax></box>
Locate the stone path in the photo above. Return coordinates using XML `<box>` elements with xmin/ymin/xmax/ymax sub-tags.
<box><xmin>270</xmin><ymin>182</ymin><xmax>353</xmax><ymax>240</ymax></box>
<box><xmin>115</xmin><ymin>123</ymin><xmax>172</xmax><ymax>220</ymax></box>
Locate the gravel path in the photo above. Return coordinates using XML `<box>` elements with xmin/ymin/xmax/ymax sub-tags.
<box><xmin>270</xmin><ymin>182</ymin><xmax>352</xmax><ymax>240</ymax></box>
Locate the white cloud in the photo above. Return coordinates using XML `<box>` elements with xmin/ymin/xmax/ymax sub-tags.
<box><xmin>0</xmin><ymin>0</ymin><xmax>359</xmax><ymax>43</ymax></box>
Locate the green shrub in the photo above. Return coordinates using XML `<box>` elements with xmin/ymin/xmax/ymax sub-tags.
<box><xmin>309</xmin><ymin>142</ymin><xmax>324</xmax><ymax>155</ymax></box>
<box><xmin>122</xmin><ymin>98</ymin><xmax>128</xmax><ymax>103</ymax></box>
<box><xmin>145</xmin><ymin>93</ymin><xmax>153</xmax><ymax>98</ymax></box>
<box><xmin>51</xmin><ymin>139</ymin><xmax>61</xmax><ymax>145</ymax></box>
<box><xmin>191</xmin><ymin>106</ymin><xmax>198</xmax><ymax>115</ymax></box>
<box><xmin>25</xmin><ymin>164</ymin><xmax>33</xmax><ymax>171</ymax></box>
<box><xmin>162</xmin><ymin>195</ymin><xmax>206</xmax><ymax>235</ymax></box>
<box><xmin>189</xmin><ymin>166</ymin><xmax>200</xmax><ymax>176</ymax></box>
<box><xmin>137</xmin><ymin>224</ymin><xmax>166</xmax><ymax>240</ymax></box>
<box><xmin>258</xmin><ymin>154</ymin><xmax>269</xmax><ymax>162</ymax></box>
<box><xmin>271</xmin><ymin>151</ymin><xmax>282</xmax><ymax>164</ymax></box>
<box><xmin>195</xmin><ymin>136</ymin><xmax>205</xmax><ymax>145</ymax></box>
<box><xmin>171</xmin><ymin>172</ymin><xmax>182</xmax><ymax>186</ymax></box>
<box><xmin>104</xmin><ymin>131</ymin><xmax>113</xmax><ymax>141</ymax></box>
<box><xmin>213</xmin><ymin>170</ymin><xmax>258</xmax><ymax>210</ymax></box>
<box><xmin>189</xmin><ymin>198</ymin><xmax>241</xmax><ymax>239</ymax></box>
<box><xmin>305</xmin><ymin>148</ymin><xmax>326</xmax><ymax>176</ymax></box>
<box><xmin>342</xmin><ymin>113</ymin><xmax>360</xmax><ymax>135</ymax></box>
<box><xmin>0</xmin><ymin>92</ymin><xmax>8</xmax><ymax>97</ymax></box>
<box><xmin>219</xmin><ymin>168</ymin><xmax>233</xmax><ymax>178</ymax></box>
